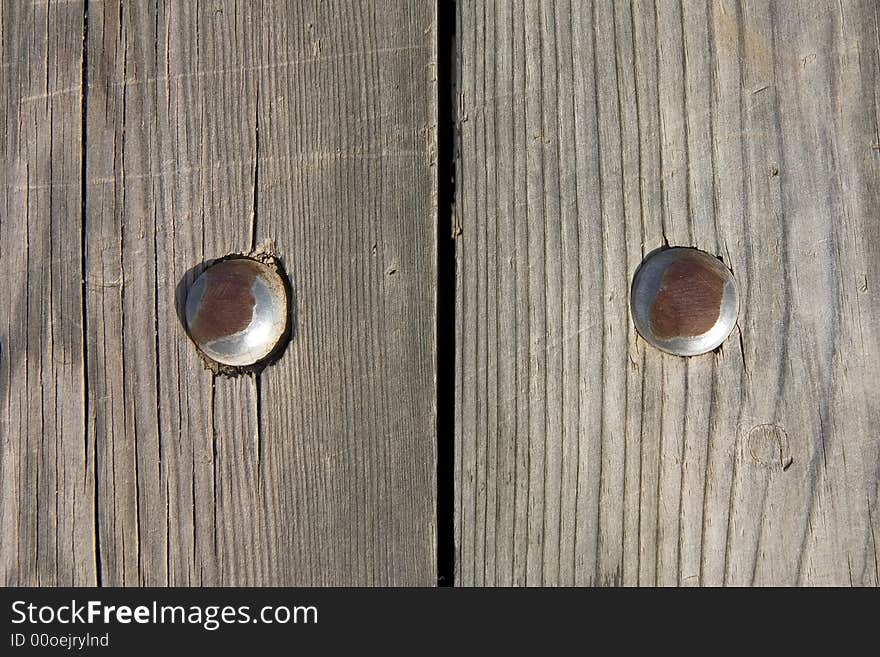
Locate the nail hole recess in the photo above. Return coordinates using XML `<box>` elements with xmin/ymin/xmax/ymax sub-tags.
<box><xmin>630</xmin><ymin>246</ymin><xmax>740</xmax><ymax>357</ymax></box>
<box><xmin>183</xmin><ymin>250</ymin><xmax>293</xmax><ymax>375</ymax></box>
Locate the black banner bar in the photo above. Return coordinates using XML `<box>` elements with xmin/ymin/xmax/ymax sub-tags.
<box><xmin>0</xmin><ymin>586</ymin><xmax>872</xmax><ymax>654</ymax></box>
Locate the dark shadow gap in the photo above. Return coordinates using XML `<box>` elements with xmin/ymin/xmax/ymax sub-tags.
<box><xmin>436</xmin><ymin>0</ymin><xmax>457</xmax><ymax>587</ymax></box>
<box><xmin>80</xmin><ymin>0</ymin><xmax>101</xmax><ymax>587</ymax></box>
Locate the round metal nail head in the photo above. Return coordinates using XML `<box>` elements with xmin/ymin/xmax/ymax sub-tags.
<box><xmin>185</xmin><ymin>256</ymin><xmax>288</xmax><ymax>368</ymax></box>
<box><xmin>630</xmin><ymin>247</ymin><xmax>739</xmax><ymax>357</ymax></box>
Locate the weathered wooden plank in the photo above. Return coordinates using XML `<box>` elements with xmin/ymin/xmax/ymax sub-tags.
<box><xmin>2</xmin><ymin>0</ymin><xmax>436</xmax><ymax>586</ymax></box>
<box><xmin>0</xmin><ymin>0</ymin><xmax>96</xmax><ymax>586</ymax></box>
<box><xmin>455</xmin><ymin>0</ymin><xmax>880</xmax><ymax>586</ymax></box>
<box><xmin>253</xmin><ymin>1</ymin><xmax>437</xmax><ymax>585</ymax></box>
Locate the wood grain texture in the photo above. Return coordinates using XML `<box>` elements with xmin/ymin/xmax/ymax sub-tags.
<box><xmin>252</xmin><ymin>0</ymin><xmax>437</xmax><ymax>585</ymax></box>
<box><xmin>1</xmin><ymin>0</ymin><xmax>436</xmax><ymax>586</ymax></box>
<box><xmin>0</xmin><ymin>0</ymin><xmax>95</xmax><ymax>586</ymax></box>
<box><xmin>454</xmin><ymin>0</ymin><xmax>880</xmax><ymax>585</ymax></box>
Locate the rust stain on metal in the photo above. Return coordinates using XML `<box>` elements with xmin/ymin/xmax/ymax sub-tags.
<box><xmin>649</xmin><ymin>251</ymin><xmax>725</xmax><ymax>340</ymax></box>
<box><xmin>189</xmin><ymin>259</ymin><xmax>259</xmax><ymax>344</ymax></box>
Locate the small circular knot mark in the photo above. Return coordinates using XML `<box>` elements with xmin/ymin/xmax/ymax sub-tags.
<box><xmin>747</xmin><ymin>424</ymin><xmax>793</xmax><ymax>471</ymax></box>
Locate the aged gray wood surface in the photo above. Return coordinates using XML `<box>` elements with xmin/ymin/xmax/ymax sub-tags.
<box><xmin>1</xmin><ymin>0</ymin><xmax>436</xmax><ymax>585</ymax></box>
<box><xmin>0</xmin><ymin>0</ymin><xmax>95</xmax><ymax>586</ymax></box>
<box><xmin>455</xmin><ymin>0</ymin><xmax>880</xmax><ymax>585</ymax></box>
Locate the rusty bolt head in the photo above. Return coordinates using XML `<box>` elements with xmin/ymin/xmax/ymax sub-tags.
<box><xmin>630</xmin><ymin>247</ymin><xmax>739</xmax><ymax>356</ymax></box>
<box><xmin>184</xmin><ymin>256</ymin><xmax>289</xmax><ymax>368</ymax></box>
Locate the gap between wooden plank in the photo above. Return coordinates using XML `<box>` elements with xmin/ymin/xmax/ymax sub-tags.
<box><xmin>437</xmin><ymin>0</ymin><xmax>458</xmax><ymax>587</ymax></box>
